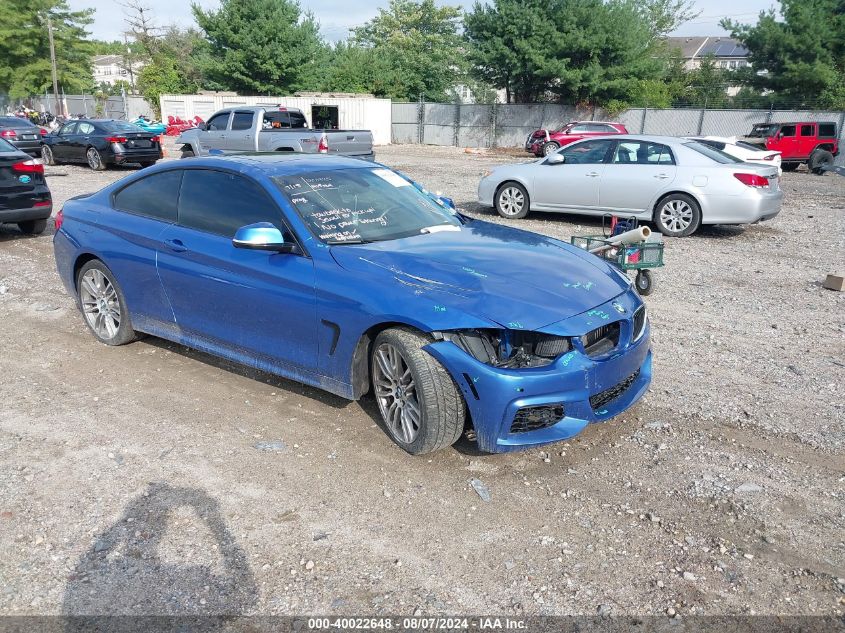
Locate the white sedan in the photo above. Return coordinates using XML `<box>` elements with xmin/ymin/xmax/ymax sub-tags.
<box><xmin>687</xmin><ymin>136</ymin><xmax>782</xmax><ymax>175</ymax></box>
<box><xmin>477</xmin><ymin>135</ymin><xmax>783</xmax><ymax>237</ymax></box>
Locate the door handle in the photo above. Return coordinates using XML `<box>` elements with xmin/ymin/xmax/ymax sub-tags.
<box><xmin>586</xmin><ymin>172</ymin><xmax>600</xmax><ymax>177</ymax></box>
<box><xmin>347</xmin><ymin>135</ymin><xmax>355</xmax><ymax>141</ymax></box>
<box><xmin>164</xmin><ymin>238</ymin><xmax>187</xmax><ymax>253</ymax></box>
<box><xmin>654</xmin><ymin>173</ymin><xmax>670</xmax><ymax>179</ymax></box>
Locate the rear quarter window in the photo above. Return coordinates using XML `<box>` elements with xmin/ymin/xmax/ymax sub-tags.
<box><xmin>113</xmin><ymin>170</ymin><xmax>183</xmax><ymax>222</ymax></box>
<box><xmin>819</xmin><ymin>123</ymin><xmax>836</xmax><ymax>138</ymax></box>
<box><xmin>683</xmin><ymin>141</ymin><xmax>743</xmax><ymax>164</ymax></box>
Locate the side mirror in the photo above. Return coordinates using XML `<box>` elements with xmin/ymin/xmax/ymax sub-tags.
<box><xmin>233</xmin><ymin>222</ymin><xmax>297</xmax><ymax>253</ymax></box>
<box><xmin>546</xmin><ymin>153</ymin><xmax>565</xmax><ymax>165</ymax></box>
<box><xmin>196</xmin><ymin>122</ymin><xmax>206</xmax><ymax>131</ymax></box>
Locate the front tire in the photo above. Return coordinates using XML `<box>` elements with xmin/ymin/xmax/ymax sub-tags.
<box><xmin>76</xmin><ymin>260</ymin><xmax>138</xmax><ymax>346</ymax></box>
<box><xmin>542</xmin><ymin>141</ymin><xmax>560</xmax><ymax>156</ymax></box>
<box><xmin>654</xmin><ymin>193</ymin><xmax>701</xmax><ymax>237</ymax></box>
<box><xmin>495</xmin><ymin>182</ymin><xmax>530</xmax><ymax>219</ymax></box>
<box><xmin>86</xmin><ymin>147</ymin><xmax>106</xmax><ymax>171</ymax></box>
<box><xmin>371</xmin><ymin>328</ymin><xmax>465</xmax><ymax>455</ymax></box>
<box><xmin>180</xmin><ymin>148</ymin><xmax>195</xmax><ymax>159</ymax></box>
<box><xmin>781</xmin><ymin>162</ymin><xmax>799</xmax><ymax>172</ymax></box>
<box><xmin>18</xmin><ymin>219</ymin><xmax>48</xmax><ymax>235</ymax></box>
<box><xmin>808</xmin><ymin>149</ymin><xmax>833</xmax><ymax>175</ymax></box>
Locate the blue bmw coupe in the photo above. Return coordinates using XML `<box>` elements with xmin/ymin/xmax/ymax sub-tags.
<box><xmin>54</xmin><ymin>154</ymin><xmax>651</xmax><ymax>454</ymax></box>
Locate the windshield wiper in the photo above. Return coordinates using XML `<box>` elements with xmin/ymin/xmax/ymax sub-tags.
<box><xmin>325</xmin><ymin>237</ymin><xmax>373</xmax><ymax>245</ymax></box>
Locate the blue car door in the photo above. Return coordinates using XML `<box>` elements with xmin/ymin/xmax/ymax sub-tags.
<box><xmin>155</xmin><ymin>168</ymin><xmax>318</xmax><ymax>373</ymax></box>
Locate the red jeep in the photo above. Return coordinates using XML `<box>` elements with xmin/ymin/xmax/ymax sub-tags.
<box><xmin>743</xmin><ymin>121</ymin><xmax>839</xmax><ymax>174</ymax></box>
<box><xmin>525</xmin><ymin>121</ymin><xmax>628</xmax><ymax>157</ymax></box>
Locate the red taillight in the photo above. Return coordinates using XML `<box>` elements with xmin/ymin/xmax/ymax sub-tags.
<box><xmin>54</xmin><ymin>208</ymin><xmax>64</xmax><ymax>231</ymax></box>
<box><xmin>33</xmin><ymin>200</ymin><xmax>51</xmax><ymax>207</ymax></box>
<box><xmin>317</xmin><ymin>134</ymin><xmax>328</xmax><ymax>153</ymax></box>
<box><xmin>106</xmin><ymin>136</ymin><xmax>127</xmax><ymax>144</ymax></box>
<box><xmin>12</xmin><ymin>159</ymin><xmax>44</xmax><ymax>174</ymax></box>
<box><xmin>1</xmin><ymin>129</ymin><xmax>16</xmax><ymax>138</ymax></box>
<box><xmin>150</xmin><ymin>135</ymin><xmax>160</xmax><ymax>143</ymax></box>
<box><xmin>734</xmin><ymin>173</ymin><xmax>769</xmax><ymax>188</ymax></box>
<box><xmin>40</xmin><ymin>128</ymin><xmax>48</xmax><ymax>136</ymax></box>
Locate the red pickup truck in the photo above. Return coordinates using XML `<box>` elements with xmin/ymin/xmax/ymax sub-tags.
<box><xmin>742</xmin><ymin>121</ymin><xmax>839</xmax><ymax>174</ymax></box>
<box><xmin>525</xmin><ymin>121</ymin><xmax>628</xmax><ymax>157</ymax></box>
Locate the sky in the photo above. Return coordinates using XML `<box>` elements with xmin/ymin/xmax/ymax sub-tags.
<box><xmin>69</xmin><ymin>0</ymin><xmax>778</xmax><ymax>43</ymax></box>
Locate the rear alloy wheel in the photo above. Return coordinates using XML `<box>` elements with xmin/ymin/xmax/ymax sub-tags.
<box><xmin>495</xmin><ymin>182</ymin><xmax>530</xmax><ymax>219</ymax></box>
<box><xmin>808</xmin><ymin>149</ymin><xmax>834</xmax><ymax>175</ymax></box>
<box><xmin>41</xmin><ymin>145</ymin><xmax>55</xmax><ymax>166</ymax></box>
<box><xmin>654</xmin><ymin>193</ymin><xmax>701</xmax><ymax>237</ymax></box>
<box><xmin>86</xmin><ymin>147</ymin><xmax>106</xmax><ymax>171</ymax></box>
<box><xmin>77</xmin><ymin>261</ymin><xmax>138</xmax><ymax>346</ymax></box>
<box><xmin>542</xmin><ymin>141</ymin><xmax>560</xmax><ymax>156</ymax></box>
<box><xmin>18</xmin><ymin>219</ymin><xmax>48</xmax><ymax>235</ymax></box>
<box><xmin>371</xmin><ymin>328</ymin><xmax>465</xmax><ymax>455</ymax></box>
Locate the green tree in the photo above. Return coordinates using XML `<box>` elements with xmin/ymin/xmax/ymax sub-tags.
<box><xmin>681</xmin><ymin>55</ymin><xmax>732</xmax><ymax>107</ymax></box>
<box><xmin>723</xmin><ymin>0</ymin><xmax>845</xmax><ymax>108</ymax></box>
<box><xmin>0</xmin><ymin>0</ymin><xmax>94</xmax><ymax>98</ymax></box>
<box><xmin>192</xmin><ymin>0</ymin><xmax>327</xmax><ymax>94</ymax></box>
<box><xmin>351</xmin><ymin>0</ymin><xmax>465</xmax><ymax>101</ymax></box>
<box><xmin>465</xmin><ymin>0</ymin><xmax>689</xmax><ymax>104</ymax></box>
<box><xmin>316</xmin><ymin>42</ymin><xmax>396</xmax><ymax>96</ymax></box>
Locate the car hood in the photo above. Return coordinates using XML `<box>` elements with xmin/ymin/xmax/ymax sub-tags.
<box><xmin>329</xmin><ymin>220</ymin><xmax>628</xmax><ymax>331</ymax></box>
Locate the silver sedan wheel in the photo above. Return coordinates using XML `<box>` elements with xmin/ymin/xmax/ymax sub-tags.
<box><xmin>498</xmin><ymin>186</ymin><xmax>525</xmax><ymax>217</ymax></box>
<box><xmin>41</xmin><ymin>145</ymin><xmax>53</xmax><ymax>165</ymax></box>
<box><xmin>80</xmin><ymin>269</ymin><xmax>121</xmax><ymax>340</ymax></box>
<box><xmin>659</xmin><ymin>199</ymin><xmax>693</xmax><ymax>233</ymax></box>
<box><xmin>373</xmin><ymin>343</ymin><xmax>421</xmax><ymax>445</ymax></box>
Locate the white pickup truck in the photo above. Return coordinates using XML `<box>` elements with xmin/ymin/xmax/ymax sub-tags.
<box><xmin>175</xmin><ymin>106</ymin><xmax>375</xmax><ymax>161</ymax></box>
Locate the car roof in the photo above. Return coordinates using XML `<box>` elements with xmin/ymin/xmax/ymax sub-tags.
<box><xmin>158</xmin><ymin>153</ymin><xmax>374</xmax><ymax>177</ymax></box>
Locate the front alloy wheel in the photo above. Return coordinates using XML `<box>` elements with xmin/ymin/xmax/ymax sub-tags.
<box><xmin>370</xmin><ymin>328</ymin><xmax>465</xmax><ymax>454</ymax></box>
<box><xmin>495</xmin><ymin>182</ymin><xmax>529</xmax><ymax>219</ymax></box>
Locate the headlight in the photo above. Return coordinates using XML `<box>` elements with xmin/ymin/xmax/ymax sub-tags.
<box><xmin>435</xmin><ymin>329</ymin><xmax>571</xmax><ymax>369</ymax></box>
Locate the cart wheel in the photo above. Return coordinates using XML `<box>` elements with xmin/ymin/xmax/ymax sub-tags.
<box><xmin>635</xmin><ymin>270</ymin><xmax>655</xmax><ymax>296</ymax></box>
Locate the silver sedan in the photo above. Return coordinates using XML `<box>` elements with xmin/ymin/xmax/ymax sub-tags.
<box><xmin>478</xmin><ymin>135</ymin><xmax>783</xmax><ymax>236</ymax></box>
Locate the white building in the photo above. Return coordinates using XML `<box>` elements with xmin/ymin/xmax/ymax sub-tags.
<box><xmin>92</xmin><ymin>54</ymin><xmax>145</xmax><ymax>88</ymax></box>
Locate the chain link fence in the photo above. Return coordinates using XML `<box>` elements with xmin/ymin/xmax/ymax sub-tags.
<box><xmin>7</xmin><ymin>94</ymin><xmax>152</xmax><ymax>120</ymax></box>
<box><xmin>394</xmin><ymin>102</ymin><xmax>845</xmax><ymax>164</ymax></box>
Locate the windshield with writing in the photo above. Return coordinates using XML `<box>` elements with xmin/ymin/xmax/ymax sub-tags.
<box><xmin>274</xmin><ymin>169</ymin><xmax>460</xmax><ymax>244</ymax></box>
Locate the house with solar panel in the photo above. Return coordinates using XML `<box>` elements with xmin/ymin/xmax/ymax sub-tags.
<box><xmin>667</xmin><ymin>36</ymin><xmax>751</xmax><ymax>95</ymax></box>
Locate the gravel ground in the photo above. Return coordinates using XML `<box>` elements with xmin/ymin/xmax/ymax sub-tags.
<box><xmin>0</xmin><ymin>143</ymin><xmax>843</xmax><ymax>618</ymax></box>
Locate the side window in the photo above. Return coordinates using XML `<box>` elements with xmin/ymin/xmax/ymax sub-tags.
<box><xmin>289</xmin><ymin>111</ymin><xmax>308</xmax><ymax>128</ymax></box>
<box><xmin>560</xmin><ymin>139</ymin><xmax>613</xmax><ymax>164</ymax></box>
<box><xmin>800</xmin><ymin>124</ymin><xmax>814</xmax><ymax>136</ymax></box>
<box><xmin>59</xmin><ymin>122</ymin><xmax>77</xmax><ymax>135</ymax></box>
<box><xmin>113</xmin><ymin>170</ymin><xmax>183</xmax><ymax>222</ymax></box>
<box><xmin>263</xmin><ymin>111</ymin><xmax>291</xmax><ymax>129</ymax></box>
<box><xmin>611</xmin><ymin>141</ymin><xmax>674</xmax><ymax>165</ymax></box>
<box><xmin>568</xmin><ymin>124</ymin><xmax>590</xmax><ymax>133</ymax></box>
<box><xmin>78</xmin><ymin>122</ymin><xmax>95</xmax><ymax>135</ymax></box>
<box><xmin>178</xmin><ymin>170</ymin><xmax>282</xmax><ymax>238</ymax></box>
<box><xmin>818</xmin><ymin>123</ymin><xmax>836</xmax><ymax>138</ymax></box>
<box><xmin>206</xmin><ymin>113</ymin><xmax>230</xmax><ymax>131</ymax></box>
<box><xmin>231</xmin><ymin>111</ymin><xmax>254</xmax><ymax>131</ymax></box>
<box><xmin>780</xmin><ymin>125</ymin><xmax>796</xmax><ymax>137</ymax></box>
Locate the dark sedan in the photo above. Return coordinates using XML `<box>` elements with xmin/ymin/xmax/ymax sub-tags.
<box><xmin>42</xmin><ymin>119</ymin><xmax>162</xmax><ymax>171</ymax></box>
<box><xmin>0</xmin><ymin>116</ymin><xmax>47</xmax><ymax>156</ymax></box>
<box><xmin>0</xmin><ymin>137</ymin><xmax>52</xmax><ymax>235</ymax></box>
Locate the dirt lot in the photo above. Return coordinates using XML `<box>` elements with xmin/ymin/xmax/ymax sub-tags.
<box><xmin>0</xmin><ymin>144</ymin><xmax>843</xmax><ymax>618</ymax></box>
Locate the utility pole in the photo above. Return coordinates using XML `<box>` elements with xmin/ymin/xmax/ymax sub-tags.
<box><xmin>123</xmin><ymin>33</ymin><xmax>135</xmax><ymax>93</ymax></box>
<box><xmin>46</xmin><ymin>14</ymin><xmax>63</xmax><ymax>116</ymax></box>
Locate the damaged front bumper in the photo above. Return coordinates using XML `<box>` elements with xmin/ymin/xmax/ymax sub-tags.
<box><xmin>424</xmin><ymin>296</ymin><xmax>652</xmax><ymax>453</ymax></box>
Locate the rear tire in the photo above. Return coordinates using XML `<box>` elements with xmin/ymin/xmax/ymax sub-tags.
<box><xmin>18</xmin><ymin>219</ymin><xmax>48</xmax><ymax>235</ymax></box>
<box><xmin>808</xmin><ymin>149</ymin><xmax>834</xmax><ymax>175</ymax></box>
<box><xmin>86</xmin><ymin>147</ymin><xmax>106</xmax><ymax>171</ymax></box>
<box><xmin>76</xmin><ymin>260</ymin><xmax>139</xmax><ymax>346</ymax></box>
<box><xmin>654</xmin><ymin>193</ymin><xmax>701</xmax><ymax>237</ymax></box>
<box><xmin>495</xmin><ymin>182</ymin><xmax>530</xmax><ymax>219</ymax></box>
<box><xmin>41</xmin><ymin>145</ymin><xmax>56</xmax><ymax>166</ymax></box>
<box><xmin>371</xmin><ymin>327</ymin><xmax>465</xmax><ymax>455</ymax></box>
